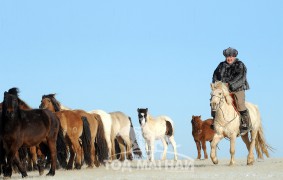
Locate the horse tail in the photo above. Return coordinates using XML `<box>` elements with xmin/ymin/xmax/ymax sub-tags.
<box><xmin>165</xmin><ymin>120</ymin><xmax>174</xmax><ymax>137</ymax></box>
<box><xmin>56</xmin><ymin>126</ymin><xmax>68</xmax><ymax>169</ymax></box>
<box><xmin>128</xmin><ymin>117</ymin><xmax>142</xmax><ymax>158</ymax></box>
<box><xmin>95</xmin><ymin>117</ymin><xmax>109</xmax><ymax>164</ymax></box>
<box><xmin>255</xmin><ymin>108</ymin><xmax>274</xmax><ymax>159</ymax></box>
<box><xmin>81</xmin><ymin>116</ymin><xmax>92</xmax><ymax>166</ymax></box>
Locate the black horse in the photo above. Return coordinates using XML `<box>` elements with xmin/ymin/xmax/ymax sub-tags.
<box><xmin>1</xmin><ymin>88</ymin><xmax>62</xmax><ymax>178</ymax></box>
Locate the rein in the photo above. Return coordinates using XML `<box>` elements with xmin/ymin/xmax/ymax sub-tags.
<box><xmin>212</xmin><ymin>94</ymin><xmax>239</xmax><ymax>128</ymax></box>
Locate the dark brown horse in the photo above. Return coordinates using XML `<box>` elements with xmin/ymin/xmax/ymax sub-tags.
<box><xmin>0</xmin><ymin>89</ymin><xmax>43</xmax><ymax>174</ymax></box>
<box><xmin>1</xmin><ymin>88</ymin><xmax>61</xmax><ymax>178</ymax></box>
<box><xmin>191</xmin><ymin>115</ymin><xmax>215</xmax><ymax>159</ymax></box>
<box><xmin>39</xmin><ymin>94</ymin><xmax>108</xmax><ymax>169</ymax></box>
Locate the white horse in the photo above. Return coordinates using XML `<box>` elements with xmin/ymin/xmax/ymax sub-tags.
<box><xmin>210</xmin><ymin>81</ymin><xmax>272</xmax><ymax>165</ymax></box>
<box><xmin>88</xmin><ymin>109</ymin><xmax>112</xmax><ymax>161</ymax></box>
<box><xmin>137</xmin><ymin>108</ymin><xmax>178</xmax><ymax>161</ymax></box>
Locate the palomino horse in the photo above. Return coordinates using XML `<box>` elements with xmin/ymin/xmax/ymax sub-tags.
<box><xmin>210</xmin><ymin>81</ymin><xmax>272</xmax><ymax>165</ymax></box>
<box><xmin>191</xmin><ymin>115</ymin><xmax>215</xmax><ymax>159</ymax></box>
<box><xmin>1</xmin><ymin>88</ymin><xmax>63</xmax><ymax>178</ymax></box>
<box><xmin>137</xmin><ymin>108</ymin><xmax>177</xmax><ymax>161</ymax></box>
<box><xmin>109</xmin><ymin>111</ymin><xmax>142</xmax><ymax>161</ymax></box>
<box><xmin>40</xmin><ymin>94</ymin><xmax>108</xmax><ymax>169</ymax></box>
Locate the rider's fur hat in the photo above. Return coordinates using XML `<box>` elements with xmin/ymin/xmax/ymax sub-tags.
<box><xmin>223</xmin><ymin>47</ymin><xmax>238</xmax><ymax>57</ymax></box>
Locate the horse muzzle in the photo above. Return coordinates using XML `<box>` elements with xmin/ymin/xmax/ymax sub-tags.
<box><xmin>210</xmin><ymin>102</ymin><xmax>219</xmax><ymax>111</ymax></box>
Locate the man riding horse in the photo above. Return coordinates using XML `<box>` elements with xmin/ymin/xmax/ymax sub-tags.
<box><xmin>211</xmin><ymin>47</ymin><xmax>251</xmax><ymax>136</ymax></box>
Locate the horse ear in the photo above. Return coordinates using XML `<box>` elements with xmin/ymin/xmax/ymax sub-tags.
<box><xmin>137</xmin><ymin>108</ymin><xmax>139</xmax><ymax>112</ymax></box>
<box><xmin>145</xmin><ymin>108</ymin><xmax>148</xmax><ymax>112</ymax></box>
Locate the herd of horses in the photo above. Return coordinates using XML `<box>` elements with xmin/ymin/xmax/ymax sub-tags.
<box><xmin>0</xmin><ymin>82</ymin><xmax>273</xmax><ymax>178</ymax></box>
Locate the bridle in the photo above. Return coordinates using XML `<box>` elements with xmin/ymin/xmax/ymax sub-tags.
<box><xmin>211</xmin><ymin>92</ymin><xmax>238</xmax><ymax>128</ymax></box>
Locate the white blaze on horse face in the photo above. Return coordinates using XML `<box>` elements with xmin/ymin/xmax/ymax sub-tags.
<box><xmin>139</xmin><ymin>113</ymin><xmax>146</xmax><ymax>126</ymax></box>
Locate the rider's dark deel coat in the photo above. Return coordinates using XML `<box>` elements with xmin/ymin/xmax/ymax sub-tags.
<box><xmin>212</xmin><ymin>58</ymin><xmax>250</xmax><ymax>92</ymax></box>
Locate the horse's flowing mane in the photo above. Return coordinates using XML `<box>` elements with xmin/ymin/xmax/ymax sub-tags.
<box><xmin>7</xmin><ymin>87</ymin><xmax>31</xmax><ymax>110</ymax></box>
<box><xmin>42</xmin><ymin>94</ymin><xmax>61</xmax><ymax>112</ymax></box>
<box><xmin>212</xmin><ymin>81</ymin><xmax>233</xmax><ymax>105</ymax></box>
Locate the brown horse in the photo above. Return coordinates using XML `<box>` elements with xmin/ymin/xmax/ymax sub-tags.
<box><xmin>39</xmin><ymin>94</ymin><xmax>108</xmax><ymax>169</ymax></box>
<box><xmin>1</xmin><ymin>88</ymin><xmax>61</xmax><ymax>178</ymax></box>
<box><xmin>191</xmin><ymin>115</ymin><xmax>215</xmax><ymax>159</ymax></box>
<box><xmin>0</xmin><ymin>89</ymin><xmax>67</xmax><ymax>173</ymax></box>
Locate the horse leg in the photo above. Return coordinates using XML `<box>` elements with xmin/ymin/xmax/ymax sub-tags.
<box><xmin>241</xmin><ymin>133</ymin><xmax>251</xmax><ymax>151</ymax></box>
<box><xmin>247</xmin><ymin>131</ymin><xmax>257</xmax><ymax>165</ymax></box>
<box><xmin>210</xmin><ymin>133</ymin><xmax>223</xmax><ymax>165</ymax></box>
<box><xmin>149</xmin><ymin>139</ymin><xmax>155</xmax><ymax>161</ymax></box>
<box><xmin>229</xmin><ymin>134</ymin><xmax>237</xmax><ymax>166</ymax></box>
<box><xmin>168</xmin><ymin>136</ymin><xmax>178</xmax><ymax>161</ymax></box>
<box><xmin>36</xmin><ymin>147</ymin><xmax>46</xmax><ymax>175</ymax></box>
<box><xmin>120</xmin><ymin>135</ymin><xmax>133</xmax><ymax>161</ymax></box>
<box><xmin>65</xmin><ymin>137</ymin><xmax>75</xmax><ymax>170</ymax></box>
<box><xmin>104</xmin><ymin>132</ymin><xmax>112</xmax><ymax>162</ymax></box>
<box><xmin>12</xmin><ymin>152</ymin><xmax>28</xmax><ymax>178</ymax></box>
<box><xmin>117</xmin><ymin>136</ymin><xmax>126</xmax><ymax>161</ymax></box>
<box><xmin>5</xmin><ymin>146</ymin><xmax>28</xmax><ymax>178</ymax></box>
<box><xmin>71</xmin><ymin>139</ymin><xmax>83</xmax><ymax>169</ymax></box>
<box><xmin>46</xmin><ymin>139</ymin><xmax>57</xmax><ymax>176</ymax></box>
<box><xmin>145</xmin><ymin>141</ymin><xmax>150</xmax><ymax>161</ymax></box>
<box><xmin>29</xmin><ymin>146</ymin><xmax>38</xmax><ymax>171</ymax></box>
<box><xmin>161</xmin><ymin>137</ymin><xmax>168</xmax><ymax>160</ymax></box>
<box><xmin>201</xmin><ymin>140</ymin><xmax>208</xmax><ymax>159</ymax></box>
<box><xmin>195</xmin><ymin>140</ymin><xmax>201</xmax><ymax>159</ymax></box>
<box><xmin>110</xmin><ymin>135</ymin><xmax>116</xmax><ymax>161</ymax></box>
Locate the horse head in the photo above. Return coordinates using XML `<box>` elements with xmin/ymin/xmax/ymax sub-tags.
<box><xmin>210</xmin><ymin>81</ymin><xmax>233</xmax><ymax>111</ymax></box>
<box><xmin>40</xmin><ymin>94</ymin><xmax>61</xmax><ymax>112</ymax></box>
<box><xmin>191</xmin><ymin>115</ymin><xmax>203</xmax><ymax>133</ymax></box>
<box><xmin>137</xmin><ymin>108</ymin><xmax>148</xmax><ymax>126</ymax></box>
<box><xmin>3</xmin><ymin>88</ymin><xmax>20</xmax><ymax>119</ymax></box>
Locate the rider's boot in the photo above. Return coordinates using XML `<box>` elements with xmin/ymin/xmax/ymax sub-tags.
<box><xmin>239</xmin><ymin>109</ymin><xmax>252</xmax><ymax>136</ymax></box>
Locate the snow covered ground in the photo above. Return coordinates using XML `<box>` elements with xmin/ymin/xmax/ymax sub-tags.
<box><xmin>4</xmin><ymin>158</ymin><xmax>283</xmax><ymax>180</ymax></box>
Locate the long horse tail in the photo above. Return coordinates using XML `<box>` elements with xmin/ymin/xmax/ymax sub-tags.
<box><xmin>255</xmin><ymin>108</ymin><xmax>274</xmax><ymax>159</ymax></box>
<box><xmin>81</xmin><ymin>116</ymin><xmax>92</xmax><ymax>166</ymax></box>
<box><xmin>129</xmin><ymin>117</ymin><xmax>142</xmax><ymax>158</ymax></box>
<box><xmin>56</xmin><ymin>126</ymin><xmax>68</xmax><ymax>169</ymax></box>
<box><xmin>95</xmin><ymin>117</ymin><xmax>109</xmax><ymax>164</ymax></box>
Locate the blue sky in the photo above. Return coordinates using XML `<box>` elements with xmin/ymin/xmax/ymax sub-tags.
<box><xmin>1</xmin><ymin>0</ymin><xmax>282</xmax><ymax>159</ymax></box>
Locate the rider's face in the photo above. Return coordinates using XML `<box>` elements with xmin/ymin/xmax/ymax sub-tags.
<box><xmin>226</xmin><ymin>56</ymin><xmax>236</xmax><ymax>65</ymax></box>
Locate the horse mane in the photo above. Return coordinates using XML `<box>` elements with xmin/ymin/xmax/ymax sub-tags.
<box><xmin>42</xmin><ymin>94</ymin><xmax>61</xmax><ymax>112</ymax></box>
<box><xmin>213</xmin><ymin>81</ymin><xmax>233</xmax><ymax>105</ymax></box>
<box><xmin>7</xmin><ymin>87</ymin><xmax>32</xmax><ymax>110</ymax></box>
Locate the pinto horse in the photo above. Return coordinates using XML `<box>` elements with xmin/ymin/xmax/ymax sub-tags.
<box><xmin>210</xmin><ymin>81</ymin><xmax>272</xmax><ymax>165</ymax></box>
<box><xmin>1</xmin><ymin>89</ymin><xmax>61</xmax><ymax>178</ymax></box>
<box><xmin>191</xmin><ymin>115</ymin><xmax>215</xmax><ymax>159</ymax></box>
<box><xmin>40</xmin><ymin>94</ymin><xmax>108</xmax><ymax>169</ymax></box>
<box><xmin>137</xmin><ymin>108</ymin><xmax>177</xmax><ymax>161</ymax></box>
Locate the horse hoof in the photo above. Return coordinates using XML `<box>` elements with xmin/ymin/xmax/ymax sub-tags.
<box><xmin>212</xmin><ymin>159</ymin><xmax>218</xmax><ymax>164</ymax></box>
<box><xmin>46</xmin><ymin>171</ymin><xmax>55</xmax><ymax>176</ymax></box>
<box><xmin>75</xmin><ymin>163</ymin><xmax>82</xmax><ymax>170</ymax></box>
<box><xmin>247</xmin><ymin>161</ymin><xmax>254</xmax><ymax>166</ymax></box>
<box><xmin>22</xmin><ymin>173</ymin><xmax>28</xmax><ymax>178</ymax></box>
